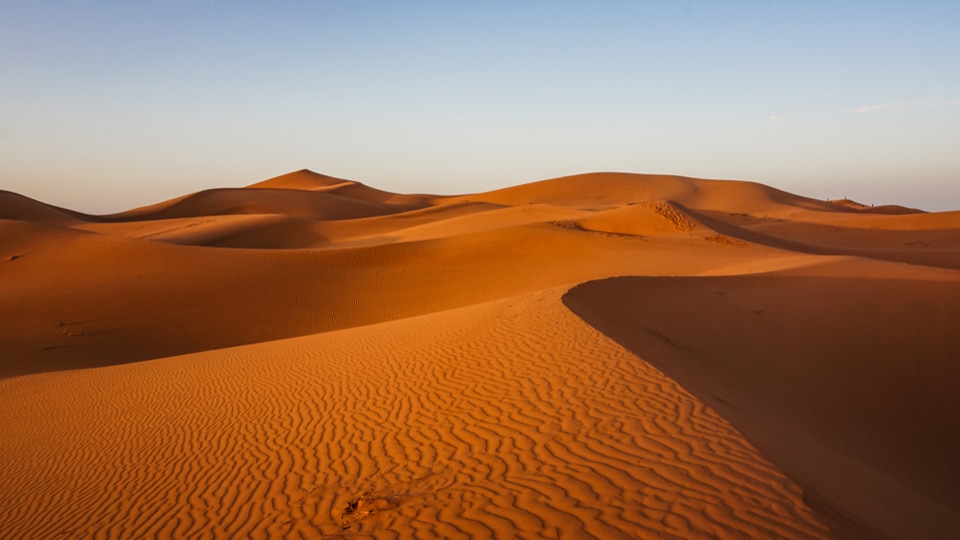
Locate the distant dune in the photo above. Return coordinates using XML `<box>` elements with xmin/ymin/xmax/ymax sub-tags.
<box><xmin>1</xmin><ymin>170</ymin><xmax>957</xmax><ymax>539</ymax></box>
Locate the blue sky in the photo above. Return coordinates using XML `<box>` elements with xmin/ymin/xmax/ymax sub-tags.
<box><xmin>2</xmin><ymin>1</ymin><xmax>958</xmax><ymax>213</ymax></box>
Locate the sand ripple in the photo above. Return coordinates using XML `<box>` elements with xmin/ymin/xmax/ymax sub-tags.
<box><xmin>0</xmin><ymin>289</ymin><xmax>827</xmax><ymax>538</ymax></box>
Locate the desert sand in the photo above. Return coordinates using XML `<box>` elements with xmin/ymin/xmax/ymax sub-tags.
<box><xmin>1</xmin><ymin>170</ymin><xmax>957</xmax><ymax>539</ymax></box>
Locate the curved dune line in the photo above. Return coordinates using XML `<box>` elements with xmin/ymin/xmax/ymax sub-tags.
<box><xmin>0</xmin><ymin>191</ymin><xmax>94</xmax><ymax>225</ymax></box>
<box><xmin>1</xmin><ymin>288</ymin><xmax>829</xmax><ymax>538</ymax></box>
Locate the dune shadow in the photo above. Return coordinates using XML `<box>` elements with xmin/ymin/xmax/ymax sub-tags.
<box><xmin>562</xmin><ymin>273</ymin><xmax>960</xmax><ymax>540</ymax></box>
<box><xmin>675</xmin><ymin>202</ymin><xmax>960</xmax><ymax>270</ymax></box>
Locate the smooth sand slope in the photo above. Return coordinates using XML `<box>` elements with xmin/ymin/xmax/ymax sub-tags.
<box><xmin>1</xmin><ymin>169</ymin><xmax>958</xmax><ymax>538</ymax></box>
<box><xmin>564</xmin><ymin>260</ymin><xmax>960</xmax><ymax>539</ymax></box>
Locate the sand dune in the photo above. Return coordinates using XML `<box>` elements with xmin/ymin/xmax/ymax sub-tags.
<box><xmin>827</xmin><ymin>198</ymin><xmax>920</xmax><ymax>214</ymax></box>
<box><xmin>0</xmin><ymin>196</ymin><xmax>780</xmax><ymax>377</ymax></box>
<box><xmin>0</xmin><ymin>289</ymin><xmax>829</xmax><ymax>539</ymax></box>
<box><xmin>107</xmin><ymin>170</ymin><xmax>435</xmax><ymax>223</ymax></box>
<box><xmin>75</xmin><ymin>214</ymin><xmax>327</xmax><ymax>249</ymax></box>
<box><xmin>457</xmin><ymin>173</ymin><xmax>842</xmax><ymax>216</ymax></box>
<box><xmin>573</xmin><ymin>200</ymin><xmax>704</xmax><ymax>237</ymax></box>
<box><xmin>0</xmin><ymin>190</ymin><xmax>93</xmax><ymax>225</ymax></box>
<box><xmin>245</xmin><ymin>169</ymin><xmax>359</xmax><ymax>191</ymax></box>
<box><xmin>107</xmin><ymin>187</ymin><xmax>414</xmax><ymax>222</ymax></box>
<box><xmin>564</xmin><ymin>261</ymin><xmax>960</xmax><ymax>539</ymax></box>
<box><xmin>685</xmin><ymin>205</ymin><xmax>960</xmax><ymax>270</ymax></box>
<box><xmin>1</xmin><ymin>170</ymin><xmax>958</xmax><ymax>538</ymax></box>
<box><xmin>248</xmin><ymin>169</ymin><xmax>436</xmax><ymax>208</ymax></box>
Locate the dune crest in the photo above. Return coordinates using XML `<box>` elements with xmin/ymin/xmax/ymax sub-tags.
<box><xmin>245</xmin><ymin>168</ymin><xmax>357</xmax><ymax>191</ymax></box>
<box><xmin>0</xmin><ymin>190</ymin><xmax>93</xmax><ymax>225</ymax></box>
<box><xmin>2</xmin><ymin>169</ymin><xmax>958</xmax><ymax>538</ymax></box>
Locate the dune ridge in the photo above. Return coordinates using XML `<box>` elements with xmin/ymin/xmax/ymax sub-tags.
<box><xmin>0</xmin><ymin>190</ymin><xmax>94</xmax><ymax>225</ymax></box>
<box><xmin>2</xmin><ymin>169</ymin><xmax>958</xmax><ymax>538</ymax></box>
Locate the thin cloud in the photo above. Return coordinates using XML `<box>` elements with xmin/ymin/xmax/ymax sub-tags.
<box><xmin>855</xmin><ymin>97</ymin><xmax>960</xmax><ymax>113</ymax></box>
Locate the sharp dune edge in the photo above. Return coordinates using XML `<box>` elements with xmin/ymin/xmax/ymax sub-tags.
<box><xmin>1</xmin><ymin>170</ymin><xmax>957</xmax><ymax>539</ymax></box>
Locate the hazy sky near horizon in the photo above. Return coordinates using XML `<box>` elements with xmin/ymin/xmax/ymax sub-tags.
<box><xmin>2</xmin><ymin>1</ymin><xmax>958</xmax><ymax>213</ymax></box>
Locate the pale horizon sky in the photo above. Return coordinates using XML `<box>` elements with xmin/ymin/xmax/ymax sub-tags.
<box><xmin>2</xmin><ymin>1</ymin><xmax>959</xmax><ymax>213</ymax></box>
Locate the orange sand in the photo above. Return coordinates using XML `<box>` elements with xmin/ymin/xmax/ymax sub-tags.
<box><xmin>1</xmin><ymin>169</ymin><xmax>957</xmax><ymax>538</ymax></box>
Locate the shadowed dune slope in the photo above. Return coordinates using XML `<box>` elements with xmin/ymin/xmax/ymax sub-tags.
<box><xmin>563</xmin><ymin>261</ymin><xmax>960</xmax><ymax>540</ymax></box>
<box><xmin>450</xmin><ymin>173</ymin><xmax>959</xmax><ymax>268</ymax></box>
<box><xmin>105</xmin><ymin>187</ymin><xmax>414</xmax><ymax>221</ymax></box>
<box><xmin>76</xmin><ymin>214</ymin><xmax>330</xmax><ymax>249</ymax></box>
<box><xmin>104</xmin><ymin>169</ymin><xmax>435</xmax><ymax>222</ymax></box>
<box><xmin>0</xmin><ymin>191</ymin><xmax>93</xmax><ymax>225</ymax></box>
<box><xmin>75</xmin><ymin>201</ymin><xmax>510</xmax><ymax>249</ymax></box>
<box><xmin>688</xmin><ymin>205</ymin><xmax>960</xmax><ymax>270</ymax></box>
<box><xmin>573</xmin><ymin>200</ymin><xmax>705</xmax><ymax>236</ymax></box>
<box><xmin>0</xmin><ymin>288</ymin><xmax>829</xmax><ymax>539</ymax></box>
<box><xmin>457</xmin><ymin>172</ymin><xmax>857</xmax><ymax>215</ymax></box>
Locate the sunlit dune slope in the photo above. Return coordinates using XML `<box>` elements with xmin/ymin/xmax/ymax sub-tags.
<box><xmin>248</xmin><ymin>168</ymin><xmax>437</xmax><ymax>208</ymax></box>
<box><xmin>245</xmin><ymin>168</ymin><xmax>357</xmax><ymax>190</ymax></box>
<box><xmin>454</xmin><ymin>172</ymin><xmax>855</xmax><ymax>215</ymax></box>
<box><xmin>828</xmin><ymin>198</ymin><xmax>920</xmax><ymax>214</ymax></box>
<box><xmin>0</xmin><ymin>288</ymin><xmax>829</xmax><ymax>539</ymax></box>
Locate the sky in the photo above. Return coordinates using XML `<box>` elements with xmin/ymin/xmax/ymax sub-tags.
<box><xmin>1</xmin><ymin>1</ymin><xmax>958</xmax><ymax>213</ymax></box>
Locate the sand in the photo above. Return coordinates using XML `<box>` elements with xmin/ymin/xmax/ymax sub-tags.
<box><xmin>1</xmin><ymin>169</ymin><xmax>957</xmax><ymax>538</ymax></box>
